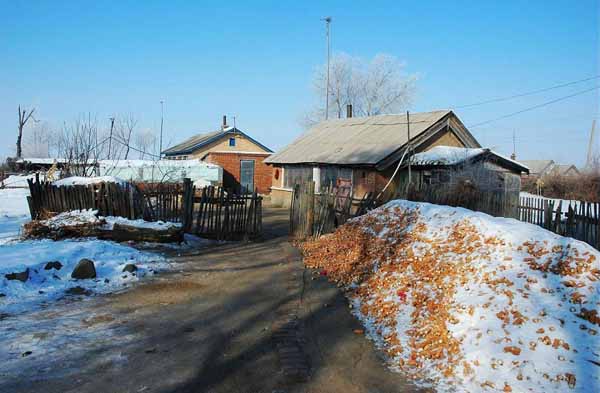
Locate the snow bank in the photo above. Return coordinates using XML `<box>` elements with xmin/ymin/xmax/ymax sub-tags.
<box><xmin>1</xmin><ymin>174</ymin><xmax>36</xmax><ymax>188</ymax></box>
<box><xmin>0</xmin><ymin>238</ymin><xmax>169</xmax><ymax>314</ymax></box>
<box><xmin>0</xmin><ymin>188</ymin><xmax>31</xmax><ymax>245</ymax></box>
<box><xmin>103</xmin><ymin>216</ymin><xmax>181</xmax><ymax>230</ymax></box>
<box><xmin>53</xmin><ymin>176</ymin><xmax>127</xmax><ymax>187</ymax></box>
<box><xmin>37</xmin><ymin>209</ymin><xmax>182</xmax><ymax>231</ymax></box>
<box><xmin>302</xmin><ymin>200</ymin><xmax>600</xmax><ymax>392</ymax></box>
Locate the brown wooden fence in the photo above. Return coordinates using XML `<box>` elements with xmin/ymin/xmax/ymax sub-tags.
<box><xmin>182</xmin><ymin>184</ymin><xmax>262</xmax><ymax>240</ymax></box>
<box><xmin>519</xmin><ymin>196</ymin><xmax>600</xmax><ymax>249</ymax></box>
<box><xmin>27</xmin><ymin>176</ymin><xmax>262</xmax><ymax>241</ymax></box>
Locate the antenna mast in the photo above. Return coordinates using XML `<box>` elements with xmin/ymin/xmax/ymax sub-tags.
<box><xmin>587</xmin><ymin>119</ymin><xmax>597</xmax><ymax>168</ymax></box>
<box><xmin>322</xmin><ymin>17</ymin><xmax>332</xmax><ymax>120</ymax></box>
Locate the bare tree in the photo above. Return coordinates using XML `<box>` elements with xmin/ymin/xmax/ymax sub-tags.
<box><xmin>115</xmin><ymin>114</ymin><xmax>138</xmax><ymax>160</ymax></box>
<box><xmin>56</xmin><ymin>114</ymin><xmax>101</xmax><ymax>176</ymax></box>
<box><xmin>134</xmin><ymin>128</ymin><xmax>158</xmax><ymax>160</ymax></box>
<box><xmin>16</xmin><ymin>106</ymin><xmax>36</xmax><ymax>158</ymax></box>
<box><xmin>305</xmin><ymin>53</ymin><xmax>417</xmax><ymax>126</ymax></box>
<box><xmin>22</xmin><ymin>121</ymin><xmax>52</xmax><ymax>158</ymax></box>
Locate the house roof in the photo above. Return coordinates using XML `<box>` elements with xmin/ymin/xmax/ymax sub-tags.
<box><xmin>518</xmin><ymin>160</ymin><xmax>555</xmax><ymax>175</ymax></box>
<box><xmin>553</xmin><ymin>164</ymin><xmax>579</xmax><ymax>175</ymax></box>
<box><xmin>265</xmin><ymin>110</ymin><xmax>480</xmax><ymax>169</ymax></box>
<box><xmin>162</xmin><ymin>127</ymin><xmax>272</xmax><ymax>156</ymax></box>
<box><xmin>408</xmin><ymin>146</ymin><xmax>529</xmax><ymax>174</ymax></box>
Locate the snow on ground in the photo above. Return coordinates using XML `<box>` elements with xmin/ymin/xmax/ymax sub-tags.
<box><xmin>0</xmin><ymin>188</ymin><xmax>31</xmax><ymax>244</ymax></box>
<box><xmin>302</xmin><ymin>200</ymin><xmax>600</xmax><ymax>392</ymax></box>
<box><xmin>0</xmin><ymin>188</ymin><xmax>172</xmax><ymax>315</ymax></box>
<box><xmin>39</xmin><ymin>209</ymin><xmax>182</xmax><ymax>231</ymax></box>
<box><xmin>1</xmin><ymin>174</ymin><xmax>36</xmax><ymax>188</ymax></box>
<box><xmin>53</xmin><ymin>176</ymin><xmax>127</xmax><ymax>187</ymax></box>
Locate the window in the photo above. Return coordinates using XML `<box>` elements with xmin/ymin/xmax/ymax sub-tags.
<box><xmin>320</xmin><ymin>166</ymin><xmax>352</xmax><ymax>189</ymax></box>
<box><xmin>229</xmin><ymin>137</ymin><xmax>236</xmax><ymax>147</ymax></box>
<box><xmin>283</xmin><ymin>166</ymin><xmax>313</xmax><ymax>189</ymax></box>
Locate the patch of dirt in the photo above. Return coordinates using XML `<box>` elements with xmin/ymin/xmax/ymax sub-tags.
<box><xmin>111</xmin><ymin>279</ymin><xmax>205</xmax><ymax>309</ymax></box>
<box><xmin>82</xmin><ymin>314</ymin><xmax>115</xmax><ymax>327</ymax></box>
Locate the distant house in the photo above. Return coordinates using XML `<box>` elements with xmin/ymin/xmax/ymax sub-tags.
<box><xmin>265</xmin><ymin>109</ymin><xmax>484</xmax><ymax>206</ymax></box>
<box><xmin>162</xmin><ymin>116</ymin><xmax>273</xmax><ymax>194</ymax></box>
<box><xmin>518</xmin><ymin>160</ymin><xmax>580</xmax><ymax>178</ymax></box>
<box><xmin>407</xmin><ymin>146</ymin><xmax>529</xmax><ymax>202</ymax></box>
<box><xmin>551</xmin><ymin>164</ymin><xmax>580</xmax><ymax>177</ymax></box>
<box><xmin>518</xmin><ymin>160</ymin><xmax>555</xmax><ymax>178</ymax></box>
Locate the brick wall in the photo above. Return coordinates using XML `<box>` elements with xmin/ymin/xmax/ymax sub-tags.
<box><xmin>206</xmin><ymin>152</ymin><xmax>273</xmax><ymax>194</ymax></box>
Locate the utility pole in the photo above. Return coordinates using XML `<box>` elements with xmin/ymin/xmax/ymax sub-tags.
<box><xmin>108</xmin><ymin>117</ymin><xmax>115</xmax><ymax>159</ymax></box>
<box><xmin>322</xmin><ymin>17</ymin><xmax>331</xmax><ymax>120</ymax></box>
<box><xmin>511</xmin><ymin>129</ymin><xmax>516</xmax><ymax>160</ymax></box>
<box><xmin>159</xmin><ymin>100</ymin><xmax>164</xmax><ymax>159</ymax></box>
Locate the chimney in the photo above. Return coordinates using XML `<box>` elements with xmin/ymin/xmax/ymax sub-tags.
<box><xmin>222</xmin><ymin>115</ymin><xmax>228</xmax><ymax>130</ymax></box>
<box><xmin>511</xmin><ymin>153</ymin><xmax>516</xmax><ymax>160</ymax></box>
<box><xmin>346</xmin><ymin>104</ymin><xmax>353</xmax><ymax>118</ymax></box>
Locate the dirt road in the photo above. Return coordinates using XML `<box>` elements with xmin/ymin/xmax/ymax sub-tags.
<box><xmin>1</xmin><ymin>207</ymin><xmax>427</xmax><ymax>393</ymax></box>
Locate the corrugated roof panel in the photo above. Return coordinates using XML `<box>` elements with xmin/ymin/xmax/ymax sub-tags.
<box><xmin>266</xmin><ymin>110</ymin><xmax>451</xmax><ymax>165</ymax></box>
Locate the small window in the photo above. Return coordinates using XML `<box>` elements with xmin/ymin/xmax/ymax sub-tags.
<box><xmin>229</xmin><ymin>137</ymin><xmax>236</xmax><ymax>147</ymax></box>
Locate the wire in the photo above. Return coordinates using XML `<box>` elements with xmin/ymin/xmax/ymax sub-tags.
<box><xmin>454</xmin><ymin>75</ymin><xmax>600</xmax><ymax>109</ymax></box>
<box><xmin>469</xmin><ymin>86</ymin><xmax>599</xmax><ymax>128</ymax></box>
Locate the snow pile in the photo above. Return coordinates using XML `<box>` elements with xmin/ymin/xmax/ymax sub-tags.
<box><xmin>302</xmin><ymin>200</ymin><xmax>600</xmax><ymax>392</ymax></box>
<box><xmin>53</xmin><ymin>176</ymin><xmax>127</xmax><ymax>187</ymax></box>
<box><xmin>39</xmin><ymin>209</ymin><xmax>101</xmax><ymax>229</ymax></box>
<box><xmin>38</xmin><ymin>210</ymin><xmax>181</xmax><ymax>231</ymax></box>
<box><xmin>0</xmin><ymin>238</ymin><xmax>169</xmax><ymax>314</ymax></box>
<box><xmin>103</xmin><ymin>216</ymin><xmax>181</xmax><ymax>230</ymax></box>
<box><xmin>1</xmin><ymin>174</ymin><xmax>36</xmax><ymax>188</ymax></box>
<box><xmin>0</xmin><ymin>188</ymin><xmax>31</xmax><ymax>245</ymax></box>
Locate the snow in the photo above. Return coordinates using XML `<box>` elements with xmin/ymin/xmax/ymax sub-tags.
<box><xmin>103</xmin><ymin>215</ymin><xmax>181</xmax><ymax>230</ymax></box>
<box><xmin>53</xmin><ymin>176</ymin><xmax>127</xmax><ymax>187</ymax></box>
<box><xmin>410</xmin><ymin>146</ymin><xmax>486</xmax><ymax>165</ymax></box>
<box><xmin>38</xmin><ymin>209</ymin><xmax>182</xmax><ymax>231</ymax></box>
<box><xmin>410</xmin><ymin>146</ymin><xmax>526</xmax><ymax>170</ymax></box>
<box><xmin>520</xmin><ymin>192</ymin><xmax>587</xmax><ymax>215</ymax></box>
<box><xmin>303</xmin><ymin>200</ymin><xmax>600</xmax><ymax>392</ymax></box>
<box><xmin>0</xmin><ymin>189</ymin><xmax>172</xmax><ymax>316</ymax></box>
<box><xmin>1</xmin><ymin>174</ymin><xmax>36</xmax><ymax>188</ymax></box>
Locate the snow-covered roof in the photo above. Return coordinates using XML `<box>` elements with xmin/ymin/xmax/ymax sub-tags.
<box><xmin>16</xmin><ymin>157</ymin><xmax>68</xmax><ymax>164</ymax></box>
<box><xmin>409</xmin><ymin>146</ymin><xmax>529</xmax><ymax>173</ymax></box>
<box><xmin>98</xmin><ymin>159</ymin><xmax>220</xmax><ymax>169</ymax></box>
<box><xmin>53</xmin><ymin>176</ymin><xmax>127</xmax><ymax>187</ymax></box>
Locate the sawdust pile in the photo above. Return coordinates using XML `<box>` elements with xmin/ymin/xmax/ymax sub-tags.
<box><xmin>301</xmin><ymin>201</ymin><xmax>600</xmax><ymax>392</ymax></box>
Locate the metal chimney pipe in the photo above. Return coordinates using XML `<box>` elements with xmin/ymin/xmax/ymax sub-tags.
<box><xmin>346</xmin><ymin>104</ymin><xmax>353</xmax><ymax>118</ymax></box>
<box><xmin>222</xmin><ymin>115</ymin><xmax>227</xmax><ymax>129</ymax></box>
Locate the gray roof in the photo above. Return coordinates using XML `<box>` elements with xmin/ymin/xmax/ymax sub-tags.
<box><xmin>266</xmin><ymin>110</ymin><xmax>476</xmax><ymax>166</ymax></box>
<box><xmin>518</xmin><ymin>160</ymin><xmax>555</xmax><ymax>175</ymax></box>
<box><xmin>553</xmin><ymin>164</ymin><xmax>579</xmax><ymax>175</ymax></box>
<box><xmin>162</xmin><ymin>127</ymin><xmax>272</xmax><ymax>156</ymax></box>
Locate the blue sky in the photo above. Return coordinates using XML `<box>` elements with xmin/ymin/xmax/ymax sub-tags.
<box><xmin>1</xmin><ymin>1</ymin><xmax>598</xmax><ymax>165</ymax></box>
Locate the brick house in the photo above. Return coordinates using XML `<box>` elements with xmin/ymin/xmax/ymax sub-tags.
<box><xmin>162</xmin><ymin>116</ymin><xmax>273</xmax><ymax>194</ymax></box>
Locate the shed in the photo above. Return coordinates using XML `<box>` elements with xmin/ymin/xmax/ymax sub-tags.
<box><xmin>265</xmin><ymin>110</ymin><xmax>481</xmax><ymax>206</ymax></box>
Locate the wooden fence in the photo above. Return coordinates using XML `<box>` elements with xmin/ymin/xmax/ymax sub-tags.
<box><xmin>27</xmin><ymin>176</ymin><xmax>262</xmax><ymax>241</ymax></box>
<box><xmin>289</xmin><ymin>181</ymin><xmax>375</xmax><ymax>239</ymax></box>
<box><xmin>519</xmin><ymin>196</ymin><xmax>600</xmax><ymax>249</ymax></box>
<box><xmin>182</xmin><ymin>184</ymin><xmax>262</xmax><ymax>240</ymax></box>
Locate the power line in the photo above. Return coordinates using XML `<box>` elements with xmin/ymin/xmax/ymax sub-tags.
<box><xmin>469</xmin><ymin>86</ymin><xmax>599</xmax><ymax>128</ymax></box>
<box><xmin>454</xmin><ymin>75</ymin><xmax>600</xmax><ymax>109</ymax></box>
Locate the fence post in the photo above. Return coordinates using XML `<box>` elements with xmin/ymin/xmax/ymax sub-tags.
<box><xmin>181</xmin><ymin>178</ymin><xmax>193</xmax><ymax>232</ymax></box>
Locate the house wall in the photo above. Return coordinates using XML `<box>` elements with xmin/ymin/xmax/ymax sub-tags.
<box><xmin>205</xmin><ymin>152</ymin><xmax>273</xmax><ymax>194</ymax></box>
<box><xmin>190</xmin><ymin>133</ymin><xmax>267</xmax><ymax>159</ymax></box>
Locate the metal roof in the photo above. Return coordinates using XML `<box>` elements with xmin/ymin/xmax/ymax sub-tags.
<box><xmin>162</xmin><ymin>127</ymin><xmax>273</xmax><ymax>155</ymax></box>
<box><xmin>265</xmin><ymin>110</ymin><xmax>455</xmax><ymax>166</ymax></box>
